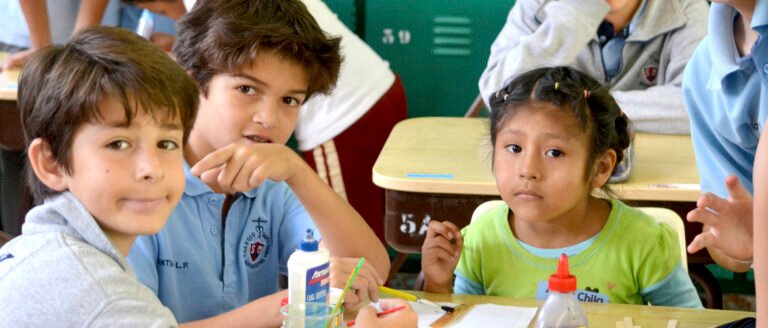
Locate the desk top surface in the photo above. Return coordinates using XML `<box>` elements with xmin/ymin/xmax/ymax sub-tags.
<box><xmin>414</xmin><ymin>291</ymin><xmax>753</xmax><ymax>327</ymax></box>
<box><xmin>373</xmin><ymin>117</ymin><xmax>700</xmax><ymax>202</ymax></box>
<box><xmin>0</xmin><ymin>52</ymin><xmax>20</xmax><ymax>101</ymax></box>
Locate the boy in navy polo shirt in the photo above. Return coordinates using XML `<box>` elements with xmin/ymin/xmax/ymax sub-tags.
<box><xmin>126</xmin><ymin>0</ymin><xmax>390</xmax><ymax>326</ymax></box>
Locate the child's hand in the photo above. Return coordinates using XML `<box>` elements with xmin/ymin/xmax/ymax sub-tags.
<box><xmin>687</xmin><ymin>175</ymin><xmax>753</xmax><ymax>262</ymax></box>
<box><xmin>1</xmin><ymin>49</ymin><xmax>34</xmax><ymax>71</ymax></box>
<box><xmin>353</xmin><ymin>299</ymin><xmax>417</xmax><ymax>328</ymax></box>
<box><xmin>190</xmin><ymin>143</ymin><xmax>304</xmax><ymax>194</ymax></box>
<box><xmin>421</xmin><ymin>221</ymin><xmax>463</xmax><ymax>293</ymax></box>
<box><xmin>330</xmin><ymin>257</ymin><xmax>384</xmax><ymax>307</ymax></box>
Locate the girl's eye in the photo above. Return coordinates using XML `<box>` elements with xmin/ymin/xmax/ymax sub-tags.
<box><xmin>237</xmin><ymin>86</ymin><xmax>257</xmax><ymax>96</ymax></box>
<box><xmin>106</xmin><ymin>140</ymin><xmax>130</xmax><ymax>150</ymax></box>
<box><xmin>545</xmin><ymin>149</ymin><xmax>564</xmax><ymax>157</ymax></box>
<box><xmin>158</xmin><ymin>140</ymin><xmax>180</xmax><ymax>151</ymax></box>
<box><xmin>505</xmin><ymin>144</ymin><xmax>522</xmax><ymax>153</ymax></box>
<box><xmin>282</xmin><ymin>97</ymin><xmax>302</xmax><ymax>107</ymax></box>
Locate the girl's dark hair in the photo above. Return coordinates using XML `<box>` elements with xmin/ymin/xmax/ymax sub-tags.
<box><xmin>173</xmin><ymin>0</ymin><xmax>342</xmax><ymax>100</ymax></box>
<box><xmin>18</xmin><ymin>26</ymin><xmax>199</xmax><ymax>203</ymax></box>
<box><xmin>488</xmin><ymin>66</ymin><xmax>631</xmax><ymax>192</ymax></box>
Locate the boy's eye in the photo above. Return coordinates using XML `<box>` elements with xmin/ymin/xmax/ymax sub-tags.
<box><xmin>545</xmin><ymin>149</ymin><xmax>564</xmax><ymax>157</ymax></box>
<box><xmin>158</xmin><ymin>140</ymin><xmax>180</xmax><ymax>151</ymax></box>
<box><xmin>106</xmin><ymin>140</ymin><xmax>130</xmax><ymax>150</ymax></box>
<box><xmin>282</xmin><ymin>97</ymin><xmax>302</xmax><ymax>107</ymax></box>
<box><xmin>505</xmin><ymin>144</ymin><xmax>522</xmax><ymax>153</ymax></box>
<box><xmin>237</xmin><ymin>85</ymin><xmax>257</xmax><ymax>96</ymax></box>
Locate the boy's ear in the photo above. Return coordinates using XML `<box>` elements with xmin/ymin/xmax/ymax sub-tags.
<box><xmin>590</xmin><ymin>149</ymin><xmax>618</xmax><ymax>188</ymax></box>
<box><xmin>27</xmin><ymin>138</ymin><xmax>68</xmax><ymax>192</ymax></box>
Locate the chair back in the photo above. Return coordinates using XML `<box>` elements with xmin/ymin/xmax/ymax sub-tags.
<box><xmin>0</xmin><ymin>230</ymin><xmax>13</xmax><ymax>248</ymax></box>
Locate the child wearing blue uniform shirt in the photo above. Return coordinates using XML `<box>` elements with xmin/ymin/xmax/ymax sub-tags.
<box><xmin>127</xmin><ymin>0</ymin><xmax>390</xmax><ymax>326</ymax></box>
<box><xmin>683</xmin><ymin>0</ymin><xmax>766</xmax><ymax>274</ymax></box>
<box><xmin>0</xmin><ymin>26</ymin><xmax>199</xmax><ymax>325</ymax></box>
<box><xmin>421</xmin><ymin>66</ymin><xmax>701</xmax><ymax>308</ymax></box>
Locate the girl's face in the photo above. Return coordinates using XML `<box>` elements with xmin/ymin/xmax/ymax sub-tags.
<box><xmin>493</xmin><ymin>104</ymin><xmax>611</xmax><ymax>224</ymax></box>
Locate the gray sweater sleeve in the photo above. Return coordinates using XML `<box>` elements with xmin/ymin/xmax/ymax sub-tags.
<box><xmin>611</xmin><ymin>0</ymin><xmax>709</xmax><ymax>135</ymax></box>
<box><xmin>478</xmin><ymin>0</ymin><xmax>610</xmax><ymax>104</ymax></box>
<box><xmin>88</xmin><ymin>298</ymin><xmax>178</xmax><ymax>327</ymax></box>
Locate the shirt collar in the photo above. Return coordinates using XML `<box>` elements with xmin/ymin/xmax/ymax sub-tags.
<box><xmin>706</xmin><ymin>3</ymin><xmax>768</xmax><ymax>90</ymax></box>
<box><xmin>183</xmin><ymin>161</ymin><xmax>260</xmax><ymax>198</ymax></box>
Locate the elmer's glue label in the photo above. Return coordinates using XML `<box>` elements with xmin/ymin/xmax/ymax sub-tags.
<box><xmin>288</xmin><ymin>229</ymin><xmax>330</xmax><ymax>305</ymax></box>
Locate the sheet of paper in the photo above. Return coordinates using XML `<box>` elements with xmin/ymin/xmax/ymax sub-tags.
<box><xmin>413</xmin><ymin>301</ymin><xmax>538</xmax><ymax>328</ymax></box>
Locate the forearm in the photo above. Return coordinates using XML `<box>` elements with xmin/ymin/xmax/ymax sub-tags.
<box><xmin>180</xmin><ymin>290</ymin><xmax>287</xmax><ymax>328</ymax></box>
<box><xmin>611</xmin><ymin>86</ymin><xmax>690</xmax><ymax>135</ymax></box>
<box><xmin>73</xmin><ymin>0</ymin><xmax>109</xmax><ymax>32</ymax></box>
<box><xmin>478</xmin><ymin>0</ymin><xmax>607</xmax><ymax>104</ymax></box>
<box><xmin>424</xmin><ymin>280</ymin><xmax>453</xmax><ymax>294</ymax></box>
<box><xmin>753</xmin><ymin>126</ymin><xmax>768</xmax><ymax>323</ymax></box>
<box><xmin>287</xmin><ymin>164</ymin><xmax>390</xmax><ymax>278</ymax></box>
<box><xmin>18</xmin><ymin>0</ymin><xmax>51</xmax><ymax>49</ymax></box>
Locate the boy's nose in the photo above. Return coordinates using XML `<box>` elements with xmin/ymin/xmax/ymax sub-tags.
<box><xmin>252</xmin><ymin>102</ymin><xmax>280</xmax><ymax>129</ymax></box>
<box><xmin>136</xmin><ymin>148</ymin><xmax>165</xmax><ymax>183</ymax></box>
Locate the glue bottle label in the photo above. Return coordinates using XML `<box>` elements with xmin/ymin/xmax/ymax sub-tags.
<box><xmin>304</xmin><ymin>262</ymin><xmax>330</xmax><ymax>303</ymax></box>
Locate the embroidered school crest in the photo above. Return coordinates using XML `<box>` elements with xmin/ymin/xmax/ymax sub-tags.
<box><xmin>242</xmin><ymin>217</ymin><xmax>271</xmax><ymax>268</ymax></box>
<box><xmin>642</xmin><ymin>65</ymin><xmax>658</xmax><ymax>84</ymax></box>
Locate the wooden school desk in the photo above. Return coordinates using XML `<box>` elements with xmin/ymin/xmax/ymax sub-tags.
<box><xmin>408</xmin><ymin>291</ymin><xmax>754</xmax><ymax>327</ymax></box>
<box><xmin>373</xmin><ymin>117</ymin><xmax>723</xmax><ymax>308</ymax></box>
<box><xmin>0</xmin><ymin>51</ymin><xmax>31</xmax><ymax>236</ymax></box>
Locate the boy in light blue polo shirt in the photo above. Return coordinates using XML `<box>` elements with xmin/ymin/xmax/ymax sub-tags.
<box><xmin>683</xmin><ymin>0</ymin><xmax>767</xmax><ymax>273</ymax></box>
<box><xmin>127</xmin><ymin>0</ymin><xmax>390</xmax><ymax>326</ymax></box>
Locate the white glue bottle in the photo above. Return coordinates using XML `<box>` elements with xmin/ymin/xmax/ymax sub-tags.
<box><xmin>534</xmin><ymin>253</ymin><xmax>588</xmax><ymax>328</ymax></box>
<box><xmin>288</xmin><ymin>229</ymin><xmax>330</xmax><ymax>305</ymax></box>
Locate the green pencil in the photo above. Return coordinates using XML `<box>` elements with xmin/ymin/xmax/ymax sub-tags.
<box><xmin>323</xmin><ymin>257</ymin><xmax>365</xmax><ymax>328</ymax></box>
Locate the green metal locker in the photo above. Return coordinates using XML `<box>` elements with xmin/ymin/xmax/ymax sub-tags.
<box><xmin>365</xmin><ymin>0</ymin><xmax>516</xmax><ymax>117</ymax></box>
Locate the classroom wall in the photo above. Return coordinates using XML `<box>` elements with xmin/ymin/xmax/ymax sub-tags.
<box><xmin>324</xmin><ymin>0</ymin><xmax>516</xmax><ymax>117</ymax></box>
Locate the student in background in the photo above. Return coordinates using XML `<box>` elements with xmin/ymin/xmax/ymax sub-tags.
<box><xmin>126</xmin><ymin>1</ymin><xmax>390</xmax><ymax>326</ymax></box>
<box><xmin>684</xmin><ymin>0</ymin><xmax>766</xmax><ymax>274</ymax></box>
<box><xmin>421</xmin><ymin>66</ymin><xmax>701</xmax><ymax>308</ymax></box>
<box><xmin>124</xmin><ymin>0</ymin><xmax>407</xmax><ymax>243</ymax></box>
<box><xmin>0</xmin><ymin>26</ymin><xmax>198</xmax><ymax>325</ymax></box>
<box><xmin>478</xmin><ymin>0</ymin><xmax>708</xmax><ymax>134</ymax></box>
<box><xmin>0</xmin><ymin>0</ymin><xmax>121</xmax><ymax>70</ymax></box>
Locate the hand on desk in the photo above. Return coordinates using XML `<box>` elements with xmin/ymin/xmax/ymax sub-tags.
<box><xmin>353</xmin><ymin>299</ymin><xmax>417</xmax><ymax>328</ymax></box>
<box><xmin>422</xmin><ymin>221</ymin><xmax>463</xmax><ymax>293</ymax></box>
<box><xmin>330</xmin><ymin>257</ymin><xmax>384</xmax><ymax>307</ymax></box>
<box><xmin>1</xmin><ymin>49</ymin><xmax>34</xmax><ymax>71</ymax></box>
<box><xmin>687</xmin><ymin>175</ymin><xmax>753</xmax><ymax>270</ymax></box>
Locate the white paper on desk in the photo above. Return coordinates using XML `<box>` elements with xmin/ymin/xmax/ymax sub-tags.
<box><xmin>412</xmin><ymin>301</ymin><xmax>538</xmax><ymax>328</ymax></box>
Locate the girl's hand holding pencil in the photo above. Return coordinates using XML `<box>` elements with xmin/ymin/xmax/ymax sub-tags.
<box><xmin>330</xmin><ymin>257</ymin><xmax>385</xmax><ymax>307</ymax></box>
<box><xmin>421</xmin><ymin>221</ymin><xmax>464</xmax><ymax>293</ymax></box>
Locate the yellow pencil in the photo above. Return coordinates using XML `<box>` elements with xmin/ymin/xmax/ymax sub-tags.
<box><xmin>378</xmin><ymin>286</ymin><xmax>454</xmax><ymax>312</ymax></box>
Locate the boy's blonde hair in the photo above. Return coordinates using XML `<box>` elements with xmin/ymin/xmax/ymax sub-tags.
<box><xmin>18</xmin><ymin>26</ymin><xmax>199</xmax><ymax>203</ymax></box>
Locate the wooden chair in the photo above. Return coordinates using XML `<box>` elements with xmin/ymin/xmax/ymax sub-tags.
<box><xmin>0</xmin><ymin>230</ymin><xmax>13</xmax><ymax>248</ymax></box>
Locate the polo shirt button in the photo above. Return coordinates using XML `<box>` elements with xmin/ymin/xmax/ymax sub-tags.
<box><xmin>210</xmin><ymin>227</ymin><xmax>219</xmax><ymax>236</ymax></box>
<box><xmin>208</xmin><ymin>198</ymin><xmax>217</xmax><ymax>205</ymax></box>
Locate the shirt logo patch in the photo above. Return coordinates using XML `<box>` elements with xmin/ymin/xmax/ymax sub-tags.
<box><xmin>642</xmin><ymin>65</ymin><xmax>658</xmax><ymax>84</ymax></box>
<box><xmin>243</xmin><ymin>216</ymin><xmax>271</xmax><ymax>269</ymax></box>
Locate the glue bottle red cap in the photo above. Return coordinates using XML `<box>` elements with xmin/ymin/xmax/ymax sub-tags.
<box><xmin>548</xmin><ymin>253</ymin><xmax>577</xmax><ymax>293</ymax></box>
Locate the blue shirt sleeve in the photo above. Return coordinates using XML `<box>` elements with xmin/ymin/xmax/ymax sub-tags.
<box><xmin>641</xmin><ymin>263</ymin><xmax>703</xmax><ymax>308</ymax></box>
<box><xmin>453</xmin><ymin>271</ymin><xmax>485</xmax><ymax>295</ymax></box>
<box><xmin>277</xmin><ymin>185</ymin><xmax>318</xmax><ymax>274</ymax></box>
